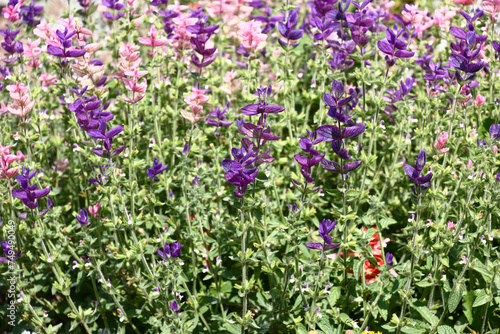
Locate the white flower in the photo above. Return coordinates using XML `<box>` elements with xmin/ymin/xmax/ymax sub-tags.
<box><xmin>290</xmin><ymin>275</ymin><xmax>295</xmax><ymax>283</ymax></box>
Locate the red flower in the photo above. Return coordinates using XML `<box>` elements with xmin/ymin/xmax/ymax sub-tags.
<box><xmin>345</xmin><ymin>227</ymin><xmax>385</xmax><ymax>283</ymax></box>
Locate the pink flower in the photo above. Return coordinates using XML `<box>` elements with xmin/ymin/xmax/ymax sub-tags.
<box><xmin>167</xmin><ymin>0</ymin><xmax>189</xmax><ymax>12</ymax></box>
<box><xmin>181</xmin><ymin>87</ymin><xmax>210</xmax><ymax>124</ymax></box>
<box><xmin>402</xmin><ymin>4</ymin><xmax>423</xmax><ymax>25</ymax></box>
<box><xmin>89</xmin><ymin>203</ymin><xmax>101</xmax><ymax>217</ymax></box>
<box><xmin>40</xmin><ymin>74</ymin><xmax>58</xmax><ymax>88</ymax></box>
<box><xmin>447</xmin><ymin>221</ymin><xmax>456</xmax><ymax>229</ymax></box>
<box><xmin>2</xmin><ymin>4</ymin><xmax>21</xmax><ymax>22</ymax></box>
<box><xmin>184</xmin><ymin>88</ymin><xmax>210</xmax><ymax>106</ymax></box>
<box><xmin>34</xmin><ymin>20</ymin><xmax>53</xmax><ymax>40</ymax></box>
<box><xmin>434</xmin><ymin>6</ymin><xmax>456</xmax><ymax>31</ymax></box>
<box><xmin>138</xmin><ymin>25</ymin><xmax>168</xmax><ymax>48</ymax></box>
<box><xmin>123</xmin><ymin>78</ymin><xmax>148</xmax><ymax>93</ymax></box>
<box><xmin>483</xmin><ymin>0</ymin><xmax>500</xmax><ymax>14</ymax></box>
<box><xmin>467</xmin><ymin>160</ymin><xmax>473</xmax><ymax>168</ymax></box>
<box><xmin>170</xmin><ymin>14</ymin><xmax>198</xmax><ymax>51</ymax></box>
<box><xmin>0</xmin><ymin>143</ymin><xmax>25</xmax><ymax>180</ymax></box>
<box><xmin>6</xmin><ymin>82</ymin><xmax>36</xmax><ymax>117</ymax></box>
<box><xmin>237</xmin><ymin>20</ymin><xmax>267</xmax><ymax>52</ymax></box>
<box><xmin>493</xmin><ymin>145</ymin><xmax>498</xmax><ymax>154</ymax></box>
<box><xmin>475</xmin><ymin>94</ymin><xmax>486</xmax><ymax>105</ymax></box>
<box><xmin>433</xmin><ymin>131</ymin><xmax>450</xmax><ymax>154</ymax></box>
<box><xmin>117</xmin><ymin>43</ymin><xmax>142</xmax><ymax>74</ymax></box>
<box><xmin>470</xmin><ymin>130</ymin><xmax>478</xmax><ymax>137</ymax></box>
<box><xmin>24</xmin><ymin>39</ymin><xmax>42</xmax><ymax>58</ymax></box>
<box><xmin>453</xmin><ymin>0</ymin><xmax>476</xmax><ymax>5</ymax></box>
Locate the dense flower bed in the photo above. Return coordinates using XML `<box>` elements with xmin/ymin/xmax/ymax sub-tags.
<box><xmin>0</xmin><ymin>0</ymin><xmax>500</xmax><ymax>333</ymax></box>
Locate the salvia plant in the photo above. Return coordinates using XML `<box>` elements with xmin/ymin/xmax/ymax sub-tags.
<box><xmin>1</xmin><ymin>0</ymin><xmax>500</xmax><ymax>333</ymax></box>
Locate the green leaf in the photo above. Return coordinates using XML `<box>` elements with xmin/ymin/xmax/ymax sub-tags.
<box><xmin>448</xmin><ymin>281</ymin><xmax>465</xmax><ymax>313</ymax></box>
<box><xmin>463</xmin><ymin>291</ymin><xmax>475</xmax><ymax>324</ymax></box>
<box><xmin>472</xmin><ymin>261</ymin><xmax>492</xmax><ymax>280</ymax></box>
<box><xmin>437</xmin><ymin>325</ymin><xmax>457</xmax><ymax>334</ymax></box>
<box><xmin>413</xmin><ymin>302</ymin><xmax>439</xmax><ymax>326</ymax></box>
<box><xmin>379</xmin><ymin>217</ymin><xmax>397</xmax><ymax>229</ymax></box>
<box><xmin>472</xmin><ymin>289</ymin><xmax>492</xmax><ymax>307</ymax></box>
<box><xmin>318</xmin><ymin>318</ymin><xmax>334</xmax><ymax>333</ymax></box>
<box><xmin>401</xmin><ymin>326</ymin><xmax>426</xmax><ymax>334</ymax></box>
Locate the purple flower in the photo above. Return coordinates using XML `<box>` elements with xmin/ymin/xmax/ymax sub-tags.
<box><xmin>169</xmin><ymin>301</ymin><xmax>182</xmax><ymax>313</ymax></box>
<box><xmin>192</xmin><ymin>175</ymin><xmax>199</xmax><ymax>186</ymax></box>
<box><xmin>222</xmin><ymin>154</ymin><xmax>259</xmax><ymax>198</ymax></box>
<box><xmin>448</xmin><ymin>11</ymin><xmax>487</xmax><ymax>83</ymax></box>
<box><xmin>19</xmin><ymin>1</ymin><xmax>44</xmax><ymax>26</ymax></box>
<box><xmin>253</xmin><ymin>6</ymin><xmax>284</xmax><ymax>33</ymax></box>
<box><xmin>147</xmin><ymin>158</ymin><xmax>168</xmax><ymax>181</ymax></box>
<box><xmin>206</xmin><ymin>102</ymin><xmax>233</xmax><ymax>136</ymax></box>
<box><xmin>47</xmin><ymin>29</ymin><xmax>86</xmax><ymax>58</ymax></box>
<box><xmin>157</xmin><ymin>241</ymin><xmax>182</xmax><ymax>260</ymax></box>
<box><xmin>311</xmin><ymin>16</ymin><xmax>335</xmax><ymax>42</ymax></box>
<box><xmin>102</xmin><ymin>0</ymin><xmax>125</xmax><ymax>21</ymax></box>
<box><xmin>383</xmin><ymin>78</ymin><xmax>416</xmax><ymax>122</ymax></box>
<box><xmin>87</xmin><ymin>121</ymin><xmax>125</xmax><ymax>158</ymax></box>
<box><xmin>188</xmin><ymin>15</ymin><xmax>219</xmax><ymax>68</ymax></box>
<box><xmin>241</xmin><ymin>86</ymin><xmax>285</xmax><ymax>118</ymax></box>
<box><xmin>180</xmin><ymin>143</ymin><xmax>191</xmax><ymax>156</ymax></box>
<box><xmin>277</xmin><ymin>9</ymin><xmax>304</xmax><ymax>49</ymax></box>
<box><xmin>292</xmin><ymin>131</ymin><xmax>325</xmax><ymax>190</ymax></box>
<box><xmin>0</xmin><ymin>241</ymin><xmax>21</xmax><ymax>263</ymax></box>
<box><xmin>377</xmin><ymin>24</ymin><xmax>415</xmax><ymax>67</ymax></box>
<box><xmin>404</xmin><ymin>150</ymin><xmax>433</xmax><ymax>193</ymax></box>
<box><xmin>489</xmin><ymin>124</ymin><xmax>500</xmax><ymax>139</ymax></box>
<box><xmin>385</xmin><ymin>252</ymin><xmax>394</xmax><ymax>266</ymax></box>
<box><xmin>305</xmin><ymin>219</ymin><xmax>340</xmax><ymax>251</ymax></box>
<box><xmin>77</xmin><ymin>209</ymin><xmax>89</xmax><ymax>227</ymax></box>
<box><xmin>12</xmin><ymin>168</ymin><xmax>51</xmax><ymax>210</ymax></box>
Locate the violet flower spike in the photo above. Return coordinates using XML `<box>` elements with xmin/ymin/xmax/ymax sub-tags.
<box><xmin>404</xmin><ymin>150</ymin><xmax>433</xmax><ymax>194</ymax></box>
<box><xmin>77</xmin><ymin>208</ymin><xmax>89</xmax><ymax>227</ymax></box>
<box><xmin>305</xmin><ymin>219</ymin><xmax>340</xmax><ymax>251</ymax></box>
<box><xmin>377</xmin><ymin>24</ymin><xmax>415</xmax><ymax>67</ymax></box>
<box><xmin>0</xmin><ymin>241</ymin><xmax>21</xmax><ymax>262</ymax></box>
<box><xmin>147</xmin><ymin>158</ymin><xmax>168</xmax><ymax>182</ymax></box>
<box><xmin>157</xmin><ymin>241</ymin><xmax>182</xmax><ymax>260</ymax></box>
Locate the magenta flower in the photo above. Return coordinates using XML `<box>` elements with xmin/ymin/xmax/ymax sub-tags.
<box><xmin>433</xmin><ymin>132</ymin><xmax>450</xmax><ymax>154</ymax></box>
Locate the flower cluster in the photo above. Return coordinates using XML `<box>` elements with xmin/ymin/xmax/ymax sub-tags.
<box><xmin>377</xmin><ymin>24</ymin><xmax>415</xmax><ymax>67</ymax></box>
<box><xmin>47</xmin><ymin>29</ymin><xmax>87</xmax><ymax>59</ymax></box>
<box><xmin>223</xmin><ymin>86</ymin><xmax>283</xmax><ymax>198</ymax></box>
<box><xmin>277</xmin><ymin>9</ymin><xmax>304</xmax><ymax>49</ymax></box>
<box><xmin>0</xmin><ymin>144</ymin><xmax>24</xmax><ymax>180</ymax></box>
<box><xmin>187</xmin><ymin>15</ymin><xmax>219</xmax><ymax>68</ymax></box>
<box><xmin>404</xmin><ymin>150</ymin><xmax>433</xmax><ymax>194</ymax></box>
<box><xmin>448</xmin><ymin>10</ymin><xmax>486</xmax><ymax>84</ymax></box>
<box><xmin>206</xmin><ymin>101</ymin><xmax>232</xmax><ymax>136</ymax></box>
<box><xmin>12</xmin><ymin>167</ymin><xmax>51</xmax><ymax>210</ymax></box>
<box><xmin>317</xmin><ymin>80</ymin><xmax>365</xmax><ymax>188</ymax></box>
<box><xmin>292</xmin><ymin>130</ymin><xmax>324</xmax><ymax>194</ymax></box>
<box><xmin>6</xmin><ymin>82</ymin><xmax>36</xmax><ymax>117</ymax></box>
<box><xmin>305</xmin><ymin>219</ymin><xmax>339</xmax><ymax>252</ymax></box>
<box><xmin>181</xmin><ymin>86</ymin><xmax>210</xmax><ymax>124</ymax></box>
